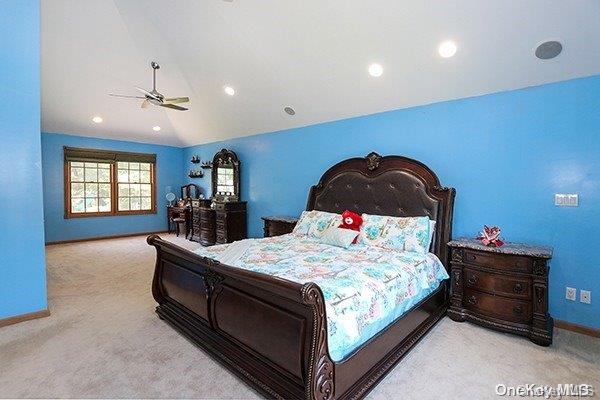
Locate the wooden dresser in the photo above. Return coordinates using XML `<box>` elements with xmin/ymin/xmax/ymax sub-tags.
<box><xmin>447</xmin><ymin>238</ymin><xmax>553</xmax><ymax>346</ymax></box>
<box><xmin>261</xmin><ymin>216</ymin><xmax>298</xmax><ymax>237</ymax></box>
<box><xmin>189</xmin><ymin>199</ymin><xmax>202</xmax><ymax>242</ymax></box>
<box><xmin>197</xmin><ymin>200</ymin><xmax>247</xmax><ymax>246</ymax></box>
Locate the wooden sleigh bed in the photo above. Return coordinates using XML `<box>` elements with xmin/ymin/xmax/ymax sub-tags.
<box><xmin>147</xmin><ymin>152</ymin><xmax>455</xmax><ymax>400</ymax></box>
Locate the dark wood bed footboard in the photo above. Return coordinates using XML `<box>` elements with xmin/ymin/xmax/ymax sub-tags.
<box><xmin>148</xmin><ymin>234</ymin><xmax>449</xmax><ymax>400</ymax></box>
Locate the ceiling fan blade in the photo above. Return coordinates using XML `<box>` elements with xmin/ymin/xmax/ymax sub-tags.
<box><xmin>134</xmin><ymin>86</ymin><xmax>160</xmax><ymax>100</ymax></box>
<box><xmin>163</xmin><ymin>97</ymin><xmax>189</xmax><ymax>104</ymax></box>
<box><xmin>141</xmin><ymin>99</ymin><xmax>150</xmax><ymax>109</ymax></box>
<box><xmin>159</xmin><ymin>103</ymin><xmax>188</xmax><ymax>111</ymax></box>
<box><xmin>109</xmin><ymin>93</ymin><xmax>145</xmax><ymax>99</ymax></box>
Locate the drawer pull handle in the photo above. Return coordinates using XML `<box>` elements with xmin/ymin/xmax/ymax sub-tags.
<box><xmin>513</xmin><ymin>283</ymin><xmax>523</xmax><ymax>294</ymax></box>
<box><xmin>467</xmin><ymin>275</ymin><xmax>478</xmax><ymax>285</ymax></box>
<box><xmin>513</xmin><ymin>306</ymin><xmax>523</xmax><ymax>315</ymax></box>
<box><xmin>467</xmin><ymin>295</ymin><xmax>477</xmax><ymax>305</ymax></box>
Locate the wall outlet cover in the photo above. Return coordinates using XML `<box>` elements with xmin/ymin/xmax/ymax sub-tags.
<box><xmin>566</xmin><ymin>287</ymin><xmax>577</xmax><ymax>301</ymax></box>
<box><xmin>555</xmin><ymin>194</ymin><xmax>579</xmax><ymax>207</ymax></box>
<box><xmin>580</xmin><ymin>290</ymin><xmax>591</xmax><ymax>304</ymax></box>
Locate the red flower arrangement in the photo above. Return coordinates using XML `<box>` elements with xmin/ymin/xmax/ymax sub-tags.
<box><xmin>477</xmin><ymin>225</ymin><xmax>504</xmax><ymax>247</ymax></box>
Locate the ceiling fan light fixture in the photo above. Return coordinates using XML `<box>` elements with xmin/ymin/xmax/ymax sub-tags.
<box><xmin>153</xmin><ymin>126</ymin><xmax>161</xmax><ymax>132</ymax></box>
<box><xmin>284</xmin><ymin>106</ymin><xmax>296</xmax><ymax>116</ymax></box>
<box><xmin>92</xmin><ymin>116</ymin><xmax>103</xmax><ymax>123</ymax></box>
<box><xmin>224</xmin><ymin>86</ymin><xmax>236</xmax><ymax>96</ymax></box>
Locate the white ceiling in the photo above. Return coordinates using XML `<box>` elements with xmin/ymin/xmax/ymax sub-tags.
<box><xmin>41</xmin><ymin>0</ymin><xmax>600</xmax><ymax>147</ymax></box>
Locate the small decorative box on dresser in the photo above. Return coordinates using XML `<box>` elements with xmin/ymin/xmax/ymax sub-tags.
<box><xmin>447</xmin><ymin>238</ymin><xmax>554</xmax><ymax>346</ymax></box>
<box><xmin>261</xmin><ymin>216</ymin><xmax>298</xmax><ymax>237</ymax></box>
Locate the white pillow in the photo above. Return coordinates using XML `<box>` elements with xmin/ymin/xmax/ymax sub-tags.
<box><xmin>319</xmin><ymin>227</ymin><xmax>359</xmax><ymax>249</ymax></box>
<box><xmin>292</xmin><ymin>210</ymin><xmax>341</xmax><ymax>238</ymax></box>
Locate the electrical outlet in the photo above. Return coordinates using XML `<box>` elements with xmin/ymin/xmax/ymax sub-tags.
<box><xmin>580</xmin><ymin>290</ymin><xmax>591</xmax><ymax>304</ymax></box>
<box><xmin>566</xmin><ymin>287</ymin><xmax>577</xmax><ymax>301</ymax></box>
<box><xmin>555</xmin><ymin>194</ymin><xmax>579</xmax><ymax>207</ymax></box>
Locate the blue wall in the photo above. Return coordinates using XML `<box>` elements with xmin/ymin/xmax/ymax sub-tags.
<box><xmin>0</xmin><ymin>1</ymin><xmax>48</xmax><ymax>319</ymax></box>
<box><xmin>42</xmin><ymin>133</ymin><xmax>184</xmax><ymax>243</ymax></box>
<box><xmin>184</xmin><ymin>76</ymin><xmax>600</xmax><ymax>329</ymax></box>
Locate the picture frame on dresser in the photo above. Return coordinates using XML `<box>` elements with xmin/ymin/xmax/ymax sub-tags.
<box><xmin>447</xmin><ymin>238</ymin><xmax>554</xmax><ymax>346</ymax></box>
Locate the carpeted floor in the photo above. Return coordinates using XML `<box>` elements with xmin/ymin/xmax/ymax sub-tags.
<box><xmin>0</xmin><ymin>234</ymin><xmax>598</xmax><ymax>399</ymax></box>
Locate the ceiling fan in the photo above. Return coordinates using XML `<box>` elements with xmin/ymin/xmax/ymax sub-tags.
<box><xmin>109</xmin><ymin>61</ymin><xmax>189</xmax><ymax>111</ymax></box>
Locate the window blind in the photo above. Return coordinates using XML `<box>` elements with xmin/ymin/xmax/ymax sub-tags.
<box><xmin>63</xmin><ymin>146</ymin><xmax>156</xmax><ymax>164</ymax></box>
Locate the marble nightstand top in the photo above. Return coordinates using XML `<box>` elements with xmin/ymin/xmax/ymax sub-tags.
<box><xmin>261</xmin><ymin>215</ymin><xmax>299</xmax><ymax>223</ymax></box>
<box><xmin>448</xmin><ymin>238</ymin><xmax>553</xmax><ymax>259</ymax></box>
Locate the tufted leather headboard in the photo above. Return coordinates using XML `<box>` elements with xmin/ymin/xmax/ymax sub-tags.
<box><xmin>306</xmin><ymin>152</ymin><xmax>456</xmax><ymax>269</ymax></box>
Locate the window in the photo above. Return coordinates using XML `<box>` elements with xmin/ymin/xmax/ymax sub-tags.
<box><xmin>64</xmin><ymin>147</ymin><xmax>156</xmax><ymax>218</ymax></box>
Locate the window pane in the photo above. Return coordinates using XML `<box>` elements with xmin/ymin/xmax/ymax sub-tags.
<box><xmin>98</xmin><ymin>162</ymin><xmax>111</xmax><ymax>169</ymax></box>
<box><xmin>118</xmin><ymin>197</ymin><xmax>130</xmax><ymax>211</ymax></box>
<box><xmin>141</xmin><ymin>197</ymin><xmax>151</xmax><ymax>210</ymax></box>
<box><xmin>85</xmin><ymin>183</ymin><xmax>98</xmax><ymax>197</ymax></box>
<box><xmin>84</xmin><ymin>162</ymin><xmax>97</xmax><ymax>168</ymax></box>
<box><xmin>85</xmin><ymin>167</ymin><xmax>98</xmax><ymax>182</ymax></box>
<box><xmin>117</xmin><ymin>162</ymin><xmax>129</xmax><ymax>169</ymax></box>
<box><xmin>129</xmin><ymin>184</ymin><xmax>140</xmax><ymax>197</ymax></box>
<box><xmin>118</xmin><ymin>169</ymin><xmax>129</xmax><ymax>183</ymax></box>
<box><xmin>129</xmin><ymin>162</ymin><xmax>140</xmax><ymax>170</ymax></box>
<box><xmin>98</xmin><ymin>183</ymin><xmax>111</xmax><ymax>197</ymax></box>
<box><xmin>85</xmin><ymin>198</ymin><xmax>98</xmax><ymax>212</ymax></box>
<box><xmin>71</xmin><ymin>167</ymin><xmax>84</xmax><ymax>182</ymax></box>
<box><xmin>130</xmin><ymin>197</ymin><xmax>141</xmax><ymax>210</ymax></box>
<box><xmin>71</xmin><ymin>183</ymin><xmax>84</xmax><ymax>198</ymax></box>
<box><xmin>140</xmin><ymin>170</ymin><xmax>150</xmax><ymax>183</ymax></box>
<box><xmin>71</xmin><ymin>161</ymin><xmax>84</xmax><ymax>167</ymax></box>
<box><xmin>140</xmin><ymin>163</ymin><xmax>150</xmax><ymax>171</ymax></box>
<box><xmin>140</xmin><ymin>184</ymin><xmax>151</xmax><ymax>197</ymax></box>
<box><xmin>97</xmin><ymin>168</ymin><xmax>110</xmax><ymax>183</ymax></box>
<box><xmin>118</xmin><ymin>183</ymin><xmax>129</xmax><ymax>197</ymax></box>
<box><xmin>99</xmin><ymin>198</ymin><xmax>111</xmax><ymax>212</ymax></box>
<box><xmin>71</xmin><ymin>198</ymin><xmax>85</xmax><ymax>213</ymax></box>
<box><xmin>129</xmin><ymin>170</ymin><xmax>140</xmax><ymax>183</ymax></box>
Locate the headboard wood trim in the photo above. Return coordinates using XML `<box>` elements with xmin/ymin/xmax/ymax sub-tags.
<box><xmin>306</xmin><ymin>152</ymin><xmax>456</xmax><ymax>269</ymax></box>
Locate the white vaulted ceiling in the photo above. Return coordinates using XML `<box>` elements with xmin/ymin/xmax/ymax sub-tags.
<box><xmin>41</xmin><ymin>0</ymin><xmax>600</xmax><ymax>147</ymax></box>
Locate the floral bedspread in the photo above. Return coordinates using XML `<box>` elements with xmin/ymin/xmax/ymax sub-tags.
<box><xmin>193</xmin><ymin>234</ymin><xmax>448</xmax><ymax>362</ymax></box>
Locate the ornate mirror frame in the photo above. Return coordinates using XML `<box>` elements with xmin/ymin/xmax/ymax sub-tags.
<box><xmin>211</xmin><ymin>148</ymin><xmax>240</xmax><ymax>201</ymax></box>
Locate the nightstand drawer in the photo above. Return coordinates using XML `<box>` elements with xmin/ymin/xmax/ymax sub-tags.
<box><xmin>463</xmin><ymin>288</ymin><xmax>532</xmax><ymax>323</ymax></box>
<box><xmin>464</xmin><ymin>267</ymin><xmax>531</xmax><ymax>299</ymax></box>
<box><xmin>463</xmin><ymin>250</ymin><xmax>532</xmax><ymax>273</ymax></box>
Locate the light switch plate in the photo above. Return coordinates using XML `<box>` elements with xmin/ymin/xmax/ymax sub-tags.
<box><xmin>580</xmin><ymin>290</ymin><xmax>591</xmax><ymax>304</ymax></box>
<box><xmin>555</xmin><ymin>194</ymin><xmax>579</xmax><ymax>207</ymax></box>
<box><xmin>566</xmin><ymin>287</ymin><xmax>577</xmax><ymax>301</ymax></box>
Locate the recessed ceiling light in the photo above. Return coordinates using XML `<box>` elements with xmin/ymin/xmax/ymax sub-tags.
<box><xmin>535</xmin><ymin>40</ymin><xmax>562</xmax><ymax>60</ymax></box>
<box><xmin>368</xmin><ymin>63</ymin><xmax>383</xmax><ymax>77</ymax></box>
<box><xmin>224</xmin><ymin>86</ymin><xmax>235</xmax><ymax>96</ymax></box>
<box><xmin>153</xmin><ymin>126</ymin><xmax>161</xmax><ymax>132</ymax></box>
<box><xmin>438</xmin><ymin>41</ymin><xmax>457</xmax><ymax>58</ymax></box>
<box><xmin>284</xmin><ymin>106</ymin><xmax>296</xmax><ymax>116</ymax></box>
<box><xmin>92</xmin><ymin>116</ymin><xmax>103</xmax><ymax>123</ymax></box>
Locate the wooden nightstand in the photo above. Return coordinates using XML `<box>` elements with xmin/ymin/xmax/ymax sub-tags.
<box><xmin>447</xmin><ymin>238</ymin><xmax>553</xmax><ymax>346</ymax></box>
<box><xmin>261</xmin><ymin>216</ymin><xmax>298</xmax><ymax>237</ymax></box>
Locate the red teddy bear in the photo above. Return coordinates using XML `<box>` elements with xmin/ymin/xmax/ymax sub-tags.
<box><xmin>339</xmin><ymin>210</ymin><xmax>363</xmax><ymax>244</ymax></box>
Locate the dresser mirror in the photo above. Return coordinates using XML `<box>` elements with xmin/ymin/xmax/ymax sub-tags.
<box><xmin>211</xmin><ymin>148</ymin><xmax>240</xmax><ymax>201</ymax></box>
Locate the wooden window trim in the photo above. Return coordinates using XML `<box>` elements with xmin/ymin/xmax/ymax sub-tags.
<box><xmin>64</xmin><ymin>159</ymin><xmax>157</xmax><ymax>219</ymax></box>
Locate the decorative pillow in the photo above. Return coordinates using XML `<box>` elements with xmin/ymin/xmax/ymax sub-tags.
<box><xmin>358</xmin><ymin>214</ymin><xmax>390</xmax><ymax>247</ymax></box>
<box><xmin>292</xmin><ymin>210</ymin><xmax>341</xmax><ymax>238</ymax></box>
<box><xmin>359</xmin><ymin>214</ymin><xmax>432</xmax><ymax>253</ymax></box>
<box><xmin>318</xmin><ymin>227</ymin><xmax>360</xmax><ymax>249</ymax></box>
<box><xmin>382</xmin><ymin>216</ymin><xmax>431</xmax><ymax>253</ymax></box>
<box><xmin>427</xmin><ymin>219</ymin><xmax>436</xmax><ymax>250</ymax></box>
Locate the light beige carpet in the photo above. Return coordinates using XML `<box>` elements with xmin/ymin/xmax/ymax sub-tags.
<box><xmin>0</xmin><ymin>234</ymin><xmax>598</xmax><ymax>399</ymax></box>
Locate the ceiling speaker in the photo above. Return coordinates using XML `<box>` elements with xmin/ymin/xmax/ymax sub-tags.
<box><xmin>535</xmin><ymin>41</ymin><xmax>562</xmax><ymax>60</ymax></box>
